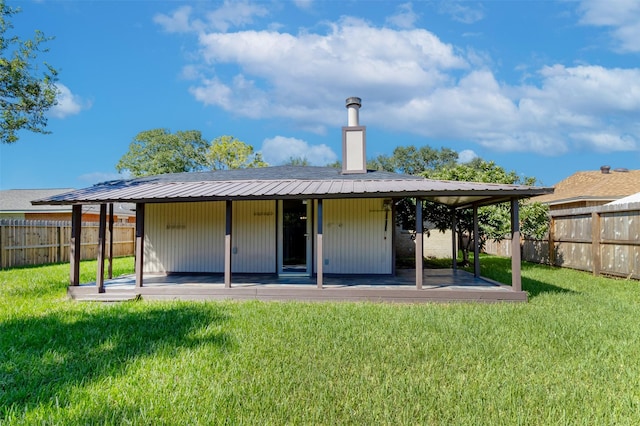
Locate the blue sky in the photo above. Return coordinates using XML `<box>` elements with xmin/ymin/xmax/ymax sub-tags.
<box><xmin>1</xmin><ymin>0</ymin><xmax>639</xmax><ymax>190</ymax></box>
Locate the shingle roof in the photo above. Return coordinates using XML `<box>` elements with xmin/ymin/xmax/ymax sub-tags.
<box><xmin>1</xmin><ymin>189</ymin><xmax>135</xmax><ymax>216</ymax></box>
<box><xmin>32</xmin><ymin>166</ymin><xmax>553</xmax><ymax>209</ymax></box>
<box><xmin>533</xmin><ymin>169</ymin><xmax>640</xmax><ymax>205</ymax></box>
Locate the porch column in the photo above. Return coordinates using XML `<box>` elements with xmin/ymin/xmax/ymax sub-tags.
<box><xmin>96</xmin><ymin>204</ymin><xmax>107</xmax><ymax>293</ymax></box>
<box><xmin>316</xmin><ymin>199</ymin><xmax>323</xmax><ymax>288</ymax></box>
<box><xmin>451</xmin><ymin>208</ymin><xmax>457</xmax><ymax>270</ymax></box>
<box><xmin>415</xmin><ymin>198</ymin><xmax>423</xmax><ymax>289</ymax></box>
<box><xmin>225</xmin><ymin>200</ymin><xmax>232</xmax><ymax>288</ymax></box>
<box><xmin>70</xmin><ymin>205</ymin><xmax>82</xmax><ymax>286</ymax></box>
<box><xmin>108</xmin><ymin>203</ymin><xmax>114</xmax><ymax>279</ymax></box>
<box><xmin>135</xmin><ymin>203</ymin><xmax>145</xmax><ymax>288</ymax></box>
<box><xmin>473</xmin><ymin>204</ymin><xmax>480</xmax><ymax>278</ymax></box>
<box><xmin>511</xmin><ymin>198</ymin><xmax>522</xmax><ymax>291</ymax></box>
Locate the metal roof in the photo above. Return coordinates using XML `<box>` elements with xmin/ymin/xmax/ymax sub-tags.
<box><xmin>32</xmin><ymin>166</ymin><xmax>553</xmax><ymax>209</ymax></box>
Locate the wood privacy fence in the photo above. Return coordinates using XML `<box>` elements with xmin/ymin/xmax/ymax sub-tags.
<box><xmin>484</xmin><ymin>201</ymin><xmax>640</xmax><ymax>280</ymax></box>
<box><xmin>0</xmin><ymin>219</ymin><xmax>135</xmax><ymax>269</ymax></box>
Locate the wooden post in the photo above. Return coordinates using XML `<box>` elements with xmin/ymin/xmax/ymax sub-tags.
<box><xmin>473</xmin><ymin>204</ymin><xmax>480</xmax><ymax>278</ymax></box>
<box><xmin>591</xmin><ymin>211</ymin><xmax>601</xmax><ymax>276</ymax></box>
<box><xmin>135</xmin><ymin>203</ymin><xmax>145</xmax><ymax>288</ymax></box>
<box><xmin>415</xmin><ymin>198</ymin><xmax>423</xmax><ymax>289</ymax></box>
<box><xmin>96</xmin><ymin>204</ymin><xmax>107</xmax><ymax>293</ymax></box>
<box><xmin>548</xmin><ymin>216</ymin><xmax>556</xmax><ymax>266</ymax></box>
<box><xmin>451</xmin><ymin>208</ymin><xmax>457</xmax><ymax>270</ymax></box>
<box><xmin>70</xmin><ymin>205</ymin><xmax>82</xmax><ymax>286</ymax></box>
<box><xmin>108</xmin><ymin>203</ymin><xmax>114</xmax><ymax>279</ymax></box>
<box><xmin>57</xmin><ymin>224</ymin><xmax>63</xmax><ymax>263</ymax></box>
<box><xmin>317</xmin><ymin>199</ymin><xmax>323</xmax><ymax>289</ymax></box>
<box><xmin>391</xmin><ymin>199</ymin><xmax>397</xmax><ymax>276</ymax></box>
<box><xmin>225</xmin><ymin>200</ymin><xmax>232</xmax><ymax>288</ymax></box>
<box><xmin>510</xmin><ymin>198</ymin><xmax>522</xmax><ymax>291</ymax></box>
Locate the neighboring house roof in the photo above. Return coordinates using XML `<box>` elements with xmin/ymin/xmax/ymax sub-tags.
<box><xmin>606</xmin><ymin>192</ymin><xmax>640</xmax><ymax>205</ymax></box>
<box><xmin>1</xmin><ymin>188</ymin><xmax>135</xmax><ymax>216</ymax></box>
<box><xmin>32</xmin><ymin>166</ymin><xmax>553</xmax><ymax>209</ymax></box>
<box><xmin>532</xmin><ymin>169</ymin><xmax>640</xmax><ymax>206</ymax></box>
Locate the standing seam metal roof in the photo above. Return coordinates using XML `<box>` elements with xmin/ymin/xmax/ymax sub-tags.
<box><xmin>31</xmin><ymin>166</ymin><xmax>553</xmax><ymax>208</ymax></box>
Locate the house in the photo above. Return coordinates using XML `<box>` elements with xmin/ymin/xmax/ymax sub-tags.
<box><xmin>32</xmin><ymin>98</ymin><xmax>553</xmax><ymax>302</ymax></box>
<box><xmin>533</xmin><ymin>166</ymin><xmax>640</xmax><ymax>211</ymax></box>
<box><xmin>1</xmin><ymin>188</ymin><xmax>135</xmax><ymax>223</ymax></box>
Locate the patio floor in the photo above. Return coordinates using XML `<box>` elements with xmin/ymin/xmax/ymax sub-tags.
<box><xmin>68</xmin><ymin>268</ymin><xmax>527</xmax><ymax>303</ymax></box>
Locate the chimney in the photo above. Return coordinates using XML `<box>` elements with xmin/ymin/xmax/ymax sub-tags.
<box><xmin>342</xmin><ymin>97</ymin><xmax>367</xmax><ymax>174</ymax></box>
<box><xmin>600</xmin><ymin>165</ymin><xmax>611</xmax><ymax>174</ymax></box>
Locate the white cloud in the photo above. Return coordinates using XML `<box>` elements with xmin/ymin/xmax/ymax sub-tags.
<box><xmin>50</xmin><ymin>83</ymin><xmax>89</xmax><ymax>118</ymax></box>
<box><xmin>386</xmin><ymin>3</ymin><xmax>419</xmax><ymax>29</ymax></box>
<box><xmin>154</xmin><ymin>1</ymin><xmax>268</xmax><ymax>34</ymax></box>
<box><xmin>438</xmin><ymin>1</ymin><xmax>484</xmax><ymax>24</ymax></box>
<box><xmin>157</xmin><ymin>7</ymin><xmax>640</xmax><ymax>157</ymax></box>
<box><xmin>578</xmin><ymin>0</ymin><xmax>640</xmax><ymax>52</ymax></box>
<box><xmin>293</xmin><ymin>0</ymin><xmax>313</xmax><ymax>10</ymax></box>
<box><xmin>457</xmin><ymin>149</ymin><xmax>478</xmax><ymax>163</ymax></box>
<box><xmin>260</xmin><ymin>136</ymin><xmax>337</xmax><ymax>166</ymax></box>
<box><xmin>153</xmin><ymin>6</ymin><xmax>195</xmax><ymax>33</ymax></box>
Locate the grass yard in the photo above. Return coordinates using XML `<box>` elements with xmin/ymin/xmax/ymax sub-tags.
<box><xmin>1</xmin><ymin>256</ymin><xmax>639</xmax><ymax>424</ymax></box>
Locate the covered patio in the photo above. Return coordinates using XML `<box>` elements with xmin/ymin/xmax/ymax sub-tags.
<box><xmin>68</xmin><ymin>268</ymin><xmax>527</xmax><ymax>303</ymax></box>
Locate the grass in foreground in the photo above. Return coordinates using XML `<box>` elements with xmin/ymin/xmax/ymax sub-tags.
<box><xmin>1</xmin><ymin>256</ymin><xmax>639</xmax><ymax>424</ymax></box>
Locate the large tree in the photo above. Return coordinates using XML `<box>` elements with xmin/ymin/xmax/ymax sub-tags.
<box><xmin>1</xmin><ymin>1</ymin><xmax>58</xmax><ymax>143</ymax></box>
<box><xmin>368</xmin><ymin>145</ymin><xmax>458</xmax><ymax>174</ymax></box>
<box><xmin>206</xmin><ymin>135</ymin><xmax>267</xmax><ymax>170</ymax></box>
<box><xmin>116</xmin><ymin>129</ymin><xmax>209</xmax><ymax>177</ymax></box>
<box><xmin>421</xmin><ymin>159</ymin><xmax>549</xmax><ymax>265</ymax></box>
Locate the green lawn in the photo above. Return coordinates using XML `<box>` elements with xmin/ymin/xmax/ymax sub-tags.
<box><xmin>1</xmin><ymin>257</ymin><xmax>639</xmax><ymax>424</ymax></box>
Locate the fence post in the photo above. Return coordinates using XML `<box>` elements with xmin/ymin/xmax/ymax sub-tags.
<box><xmin>548</xmin><ymin>216</ymin><xmax>555</xmax><ymax>266</ymax></box>
<box><xmin>591</xmin><ymin>211</ymin><xmax>601</xmax><ymax>276</ymax></box>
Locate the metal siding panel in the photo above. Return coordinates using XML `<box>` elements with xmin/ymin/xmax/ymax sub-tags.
<box><xmin>323</xmin><ymin>198</ymin><xmax>392</xmax><ymax>274</ymax></box>
<box><xmin>232</xmin><ymin>200</ymin><xmax>276</xmax><ymax>273</ymax></box>
<box><xmin>144</xmin><ymin>202</ymin><xmax>225</xmax><ymax>273</ymax></box>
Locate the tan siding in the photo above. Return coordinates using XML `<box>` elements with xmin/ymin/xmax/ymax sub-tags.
<box><xmin>321</xmin><ymin>198</ymin><xmax>392</xmax><ymax>274</ymax></box>
<box><xmin>144</xmin><ymin>202</ymin><xmax>225</xmax><ymax>273</ymax></box>
<box><xmin>232</xmin><ymin>200</ymin><xmax>276</xmax><ymax>273</ymax></box>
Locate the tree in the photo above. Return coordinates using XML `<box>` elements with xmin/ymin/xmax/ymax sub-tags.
<box><xmin>283</xmin><ymin>156</ymin><xmax>310</xmax><ymax>166</ymax></box>
<box><xmin>421</xmin><ymin>159</ymin><xmax>549</xmax><ymax>265</ymax></box>
<box><xmin>206</xmin><ymin>135</ymin><xmax>267</xmax><ymax>170</ymax></box>
<box><xmin>116</xmin><ymin>129</ymin><xmax>209</xmax><ymax>177</ymax></box>
<box><xmin>368</xmin><ymin>145</ymin><xmax>458</xmax><ymax>174</ymax></box>
<box><xmin>1</xmin><ymin>1</ymin><xmax>58</xmax><ymax>143</ymax></box>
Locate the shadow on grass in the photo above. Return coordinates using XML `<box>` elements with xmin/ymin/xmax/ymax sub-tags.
<box><xmin>0</xmin><ymin>303</ymin><xmax>231</xmax><ymax>414</ymax></box>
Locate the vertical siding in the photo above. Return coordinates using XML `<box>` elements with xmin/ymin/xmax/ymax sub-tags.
<box><xmin>320</xmin><ymin>198</ymin><xmax>392</xmax><ymax>274</ymax></box>
<box><xmin>144</xmin><ymin>202</ymin><xmax>225</xmax><ymax>273</ymax></box>
<box><xmin>232</xmin><ymin>200</ymin><xmax>276</xmax><ymax>273</ymax></box>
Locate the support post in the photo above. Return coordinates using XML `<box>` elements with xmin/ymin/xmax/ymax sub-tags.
<box><xmin>473</xmin><ymin>204</ymin><xmax>480</xmax><ymax>278</ymax></box>
<box><xmin>451</xmin><ymin>208</ymin><xmax>457</xmax><ymax>271</ymax></box>
<box><xmin>96</xmin><ymin>204</ymin><xmax>107</xmax><ymax>293</ymax></box>
<box><xmin>70</xmin><ymin>205</ymin><xmax>82</xmax><ymax>286</ymax></box>
<box><xmin>415</xmin><ymin>198</ymin><xmax>423</xmax><ymax>289</ymax></box>
<box><xmin>225</xmin><ymin>200</ymin><xmax>232</xmax><ymax>288</ymax></box>
<box><xmin>108</xmin><ymin>203</ymin><xmax>114</xmax><ymax>279</ymax></box>
<box><xmin>135</xmin><ymin>203</ymin><xmax>145</xmax><ymax>288</ymax></box>
<box><xmin>391</xmin><ymin>199</ymin><xmax>397</xmax><ymax>276</ymax></box>
<box><xmin>316</xmin><ymin>199</ymin><xmax>323</xmax><ymax>288</ymax></box>
<box><xmin>510</xmin><ymin>198</ymin><xmax>522</xmax><ymax>291</ymax></box>
<box><xmin>591</xmin><ymin>211</ymin><xmax>601</xmax><ymax>277</ymax></box>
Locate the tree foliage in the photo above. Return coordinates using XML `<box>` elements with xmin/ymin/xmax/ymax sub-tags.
<box><xmin>368</xmin><ymin>145</ymin><xmax>458</xmax><ymax>174</ymax></box>
<box><xmin>283</xmin><ymin>156</ymin><xmax>310</xmax><ymax>166</ymax></box>
<box><xmin>1</xmin><ymin>1</ymin><xmax>59</xmax><ymax>143</ymax></box>
<box><xmin>207</xmin><ymin>135</ymin><xmax>267</xmax><ymax>170</ymax></box>
<box><xmin>421</xmin><ymin>159</ymin><xmax>549</xmax><ymax>264</ymax></box>
<box><xmin>116</xmin><ymin>129</ymin><xmax>209</xmax><ymax>177</ymax></box>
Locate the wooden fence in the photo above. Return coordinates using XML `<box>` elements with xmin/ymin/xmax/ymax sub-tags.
<box><xmin>484</xmin><ymin>201</ymin><xmax>640</xmax><ymax>280</ymax></box>
<box><xmin>0</xmin><ymin>219</ymin><xmax>135</xmax><ymax>269</ymax></box>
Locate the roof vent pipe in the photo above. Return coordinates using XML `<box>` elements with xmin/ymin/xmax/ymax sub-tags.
<box><xmin>346</xmin><ymin>97</ymin><xmax>361</xmax><ymax>126</ymax></box>
<box><xmin>600</xmin><ymin>165</ymin><xmax>611</xmax><ymax>174</ymax></box>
